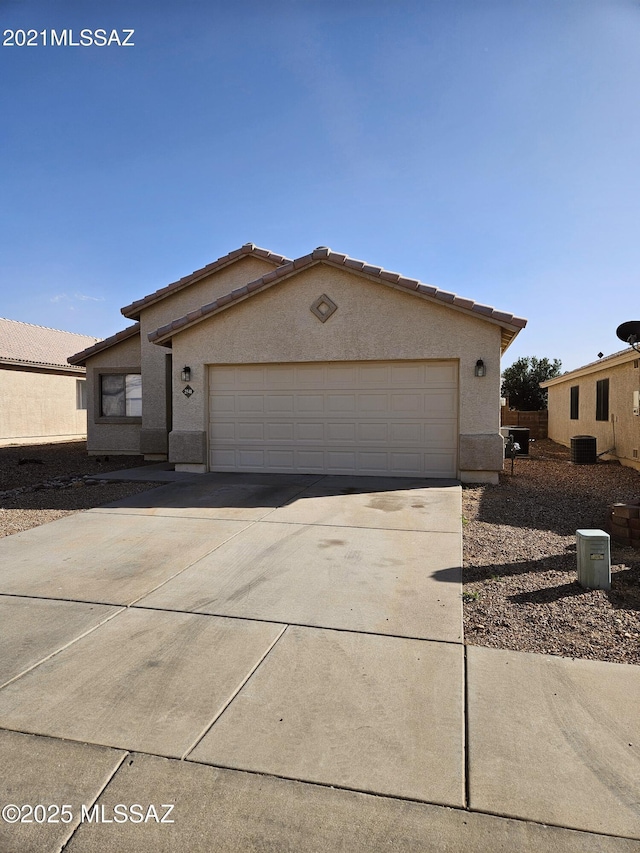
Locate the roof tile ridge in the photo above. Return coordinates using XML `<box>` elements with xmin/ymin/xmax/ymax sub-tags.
<box><xmin>147</xmin><ymin>246</ymin><xmax>529</xmax><ymax>343</ymax></box>
<box><xmin>67</xmin><ymin>322</ymin><xmax>140</xmax><ymax>364</ymax></box>
<box><xmin>121</xmin><ymin>244</ymin><xmax>292</xmax><ymax>316</ymax></box>
<box><xmin>314</xmin><ymin>251</ymin><xmax>527</xmax><ymax>327</ymax></box>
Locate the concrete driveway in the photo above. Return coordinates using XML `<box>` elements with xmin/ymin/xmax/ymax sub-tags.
<box><xmin>0</xmin><ymin>471</ymin><xmax>638</xmax><ymax>852</ymax></box>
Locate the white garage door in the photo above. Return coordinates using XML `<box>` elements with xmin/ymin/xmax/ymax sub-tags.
<box><xmin>208</xmin><ymin>361</ymin><xmax>458</xmax><ymax>477</ymax></box>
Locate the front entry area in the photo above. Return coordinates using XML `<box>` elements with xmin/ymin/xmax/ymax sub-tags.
<box><xmin>207</xmin><ymin>360</ymin><xmax>458</xmax><ymax>477</ymax></box>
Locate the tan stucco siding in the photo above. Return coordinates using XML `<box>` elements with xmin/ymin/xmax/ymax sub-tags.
<box><xmin>0</xmin><ymin>368</ymin><xmax>87</xmax><ymax>441</ymax></box>
<box><xmin>139</xmin><ymin>256</ymin><xmax>279</xmax><ymax>436</ymax></box>
<box><xmin>168</xmin><ymin>264</ymin><xmax>502</xmax><ymax>444</ymax></box>
<box><xmin>547</xmin><ymin>360</ymin><xmax>640</xmax><ymax>469</ymax></box>
<box><xmin>84</xmin><ymin>333</ymin><xmax>142</xmax><ymax>455</ymax></box>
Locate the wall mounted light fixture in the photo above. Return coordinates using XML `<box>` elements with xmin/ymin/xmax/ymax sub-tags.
<box><xmin>475</xmin><ymin>359</ymin><xmax>486</xmax><ymax>377</ymax></box>
<box><xmin>181</xmin><ymin>366</ymin><xmax>191</xmax><ymax>382</ymax></box>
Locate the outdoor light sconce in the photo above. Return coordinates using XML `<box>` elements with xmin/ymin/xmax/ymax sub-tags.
<box><xmin>475</xmin><ymin>359</ymin><xmax>486</xmax><ymax>377</ymax></box>
<box><xmin>181</xmin><ymin>366</ymin><xmax>191</xmax><ymax>382</ymax></box>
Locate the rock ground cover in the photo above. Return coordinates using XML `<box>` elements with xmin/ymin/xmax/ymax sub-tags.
<box><xmin>463</xmin><ymin>439</ymin><xmax>640</xmax><ymax>664</ymax></box>
<box><xmin>0</xmin><ymin>441</ymin><xmax>159</xmax><ymax>538</ymax></box>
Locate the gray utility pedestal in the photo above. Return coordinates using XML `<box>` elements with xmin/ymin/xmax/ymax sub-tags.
<box><xmin>576</xmin><ymin>529</ymin><xmax>611</xmax><ymax>591</ymax></box>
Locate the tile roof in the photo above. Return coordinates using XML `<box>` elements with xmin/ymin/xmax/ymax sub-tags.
<box><xmin>0</xmin><ymin>318</ymin><xmax>99</xmax><ymax>372</ymax></box>
<box><xmin>121</xmin><ymin>243</ymin><xmax>292</xmax><ymax>320</ymax></box>
<box><xmin>67</xmin><ymin>323</ymin><xmax>140</xmax><ymax>366</ymax></box>
<box><xmin>148</xmin><ymin>246</ymin><xmax>528</xmax><ymax>349</ymax></box>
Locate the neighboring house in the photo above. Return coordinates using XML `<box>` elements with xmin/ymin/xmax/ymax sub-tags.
<box><xmin>0</xmin><ymin>318</ymin><xmax>99</xmax><ymax>445</ymax></box>
<box><xmin>69</xmin><ymin>244</ymin><xmax>527</xmax><ymax>483</ymax></box>
<box><xmin>541</xmin><ymin>348</ymin><xmax>640</xmax><ymax>472</ymax></box>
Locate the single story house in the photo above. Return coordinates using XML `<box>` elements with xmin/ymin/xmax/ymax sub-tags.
<box><xmin>541</xmin><ymin>348</ymin><xmax>640</xmax><ymax>472</ymax></box>
<box><xmin>69</xmin><ymin>244</ymin><xmax>527</xmax><ymax>483</ymax></box>
<box><xmin>0</xmin><ymin>318</ymin><xmax>99</xmax><ymax>445</ymax></box>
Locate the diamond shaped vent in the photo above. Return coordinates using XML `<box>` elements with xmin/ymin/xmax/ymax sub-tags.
<box><xmin>310</xmin><ymin>294</ymin><xmax>337</xmax><ymax>323</ymax></box>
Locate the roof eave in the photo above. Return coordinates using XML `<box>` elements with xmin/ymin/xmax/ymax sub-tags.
<box><xmin>149</xmin><ymin>255</ymin><xmax>527</xmax><ymax>348</ymax></box>
<box><xmin>121</xmin><ymin>245</ymin><xmax>291</xmax><ymax>320</ymax></box>
<box><xmin>540</xmin><ymin>348</ymin><xmax>637</xmax><ymax>387</ymax></box>
<box><xmin>148</xmin><ymin>262</ymin><xmax>317</xmax><ymax>346</ymax></box>
<box><xmin>0</xmin><ymin>357</ymin><xmax>86</xmax><ymax>374</ymax></box>
<box><xmin>68</xmin><ymin>323</ymin><xmax>140</xmax><ymax>366</ymax></box>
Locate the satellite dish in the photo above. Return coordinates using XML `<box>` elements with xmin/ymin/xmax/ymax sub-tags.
<box><xmin>616</xmin><ymin>321</ymin><xmax>640</xmax><ymax>352</ymax></box>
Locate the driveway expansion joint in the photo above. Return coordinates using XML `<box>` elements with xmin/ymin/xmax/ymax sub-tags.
<box><xmin>125</xmin><ymin>516</ymin><xmax>265</xmax><ymax>608</ymax></box>
<box><xmin>0</xmin><ymin>601</ymin><xmax>127</xmax><ymax>691</ymax></box>
<box><xmin>255</xmin><ymin>518</ymin><xmax>462</xmax><ymax>534</ymax></box>
<box><xmin>126</xmin><ymin>605</ymin><xmax>464</xmax><ymax>645</ymax></box>
<box><xmin>59</xmin><ymin>748</ymin><xmax>131</xmax><ymax>852</ymax></box>
<box><xmin>180</xmin><ymin>623</ymin><xmax>290</xmax><ymax>761</ymax></box>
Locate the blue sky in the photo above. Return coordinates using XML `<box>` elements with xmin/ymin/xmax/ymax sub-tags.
<box><xmin>1</xmin><ymin>0</ymin><xmax>639</xmax><ymax>372</ymax></box>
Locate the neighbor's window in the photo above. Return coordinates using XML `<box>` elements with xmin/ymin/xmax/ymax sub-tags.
<box><xmin>595</xmin><ymin>378</ymin><xmax>609</xmax><ymax>421</ymax></box>
<box><xmin>570</xmin><ymin>385</ymin><xmax>579</xmax><ymax>420</ymax></box>
<box><xmin>100</xmin><ymin>374</ymin><xmax>142</xmax><ymax>417</ymax></box>
<box><xmin>76</xmin><ymin>379</ymin><xmax>87</xmax><ymax>410</ymax></box>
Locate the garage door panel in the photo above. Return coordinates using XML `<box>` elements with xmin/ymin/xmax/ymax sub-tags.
<box><xmin>358</xmin><ymin>451</ymin><xmax>388</xmax><ymax>469</ymax></box>
<box><xmin>210</xmin><ymin>449</ymin><xmax>236</xmax><ymax>467</ymax></box>
<box><xmin>237</xmin><ymin>423</ymin><xmax>264</xmax><ymax>441</ymax></box>
<box><xmin>297</xmin><ymin>422</ymin><xmax>324</xmax><ymax>441</ymax></box>
<box><xmin>297</xmin><ymin>395</ymin><xmax>324</xmax><ymax>413</ymax></box>
<box><xmin>297</xmin><ymin>450</ymin><xmax>324</xmax><ymax>469</ymax></box>
<box><xmin>209</xmin><ymin>361</ymin><xmax>458</xmax><ymax>477</ymax></box>
<box><xmin>327</xmin><ymin>423</ymin><xmax>357</xmax><ymax>442</ymax></box>
<box><xmin>266</xmin><ymin>450</ymin><xmax>295</xmax><ymax>469</ymax></box>
<box><xmin>390</xmin><ymin>393</ymin><xmax>423</xmax><ymax>414</ymax></box>
<box><xmin>210</xmin><ymin>395</ymin><xmax>236</xmax><ymax>414</ymax></box>
<box><xmin>390</xmin><ymin>452</ymin><xmax>423</xmax><ymax>472</ymax></box>
<box><xmin>327</xmin><ymin>394</ymin><xmax>357</xmax><ymax>413</ymax></box>
<box><xmin>238</xmin><ymin>449</ymin><xmax>265</xmax><ymax>467</ymax></box>
<box><xmin>327</xmin><ymin>365</ymin><xmax>359</xmax><ymax>385</ymax></box>
<box><xmin>389</xmin><ymin>422</ymin><xmax>422</xmax><ymax>443</ymax></box>
<box><xmin>211</xmin><ymin>367</ymin><xmax>237</xmax><ymax>389</ymax></box>
<box><xmin>425</xmin><ymin>423</ymin><xmax>458</xmax><ymax>445</ymax></box>
<box><xmin>267</xmin><ymin>423</ymin><xmax>294</xmax><ymax>441</ymax></box>
<box><xmin>359</xmin><ymin>364</ymin><xmax>389</xmax><ymax>384</ymax></box>
<box><xmin>425</xmin><ymin>363</ymin><xmax>458</xmax><ymax>385</ymax></box>
<box><xmin>210</xmin><ymin>422</ymin><xmax>236</xmax><ymax>441</ymax></box>
<box><xmin>425</xmin><ymin>390</ymin><xmax>457</xmax><ymax>417</ymax></box>
<box><xmin>238</xmin><ymin>368</ymin><xmax>265</xmax><ymax>387</ymax></box>
<box><xmin>267</xmin><ymin>395</ymin><xmax>294</xmax><ymax>413</ymax></box>
<box><xmin>327</xmin><ymin>451</ymin><xmax>357</xmax><ymax>470</ymax></box>
<box><xmin>265</xmin><ymin>366</ymin><xmax>295</xmax><ymax>387</ymax></box>
<box><xmin>425</xmin><ymin>452</ymin><xmax>457</xmax><ymax>475</ymax></box>
<box><xmin>297</xmin><ymin>366</ymin><xmax>324</xmax><ymax>386</ymax></box>
<box><xmin>359</xmin><ymin>394</ymin><xmax>388</xmax><ymax>413</ymax></box>
<box><xmin>238</xmin><ymin>395</ymin><xmax>264</xmax><ymax>413</ymax></box>
<box><xmin>358</xmin><ymin>423</ymin><xmax>388</xmax><ymax>442</ymax></box>
<box><xmin>390</xmin><ymin>364</ymin><xmax>424</xmax><ymax>384</ymax></box>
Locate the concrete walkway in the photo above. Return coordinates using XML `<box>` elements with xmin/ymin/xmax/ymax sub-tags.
<box><xmin>0</xmin><ymin>472</ymin><xmax>638</xmax><ymax>852</ymax></box>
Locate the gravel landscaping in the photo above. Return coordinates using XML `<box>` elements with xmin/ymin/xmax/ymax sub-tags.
<box><xmin>0</xmin><ymin>441</ymin><xmax>159</xmax><ymax>538</ymax></box>
<box><xmin>463</xmin><ymin>439</ymin><xmax>640</xmax><ymax>665</ymax></box>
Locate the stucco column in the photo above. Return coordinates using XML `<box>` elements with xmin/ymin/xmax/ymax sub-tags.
<box><xmin>169</xmin><ymin>349</ymin><xmax>207</xmax><ymax>472</ymax></box>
